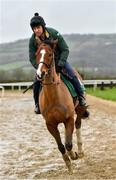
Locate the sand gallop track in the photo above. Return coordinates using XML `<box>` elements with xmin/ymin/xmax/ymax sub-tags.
<box><xmin>0</xmin><ymin>91</ymin><xmax>116</xmax><ymax>179</ymax></box>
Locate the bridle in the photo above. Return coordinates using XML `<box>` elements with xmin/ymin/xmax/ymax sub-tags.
<box><xmin>37</xmin><ymin>51</ymin><xmax>57</xmax><ymax>86</ymax></box>
<box><xmin>38</xmin><ymin>61</ymin><xmax>51</xmax><ymax>69</ymax></box>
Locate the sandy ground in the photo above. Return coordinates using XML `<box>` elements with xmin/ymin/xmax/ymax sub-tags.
<box><xmin>0</xmin><ymin>91</ymin><xmax>116</xmax><ymax>179</ymax></box>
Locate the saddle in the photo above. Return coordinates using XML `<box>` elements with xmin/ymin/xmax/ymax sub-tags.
<box><xmin>61</xmin><ymin>74</ymin><xmax>77</xmax><ymax>97</ymax></box>
<box><xmin>61</xmin><ymin>73</ymin><xmax>85</xmax><ymax>98</ymax></box>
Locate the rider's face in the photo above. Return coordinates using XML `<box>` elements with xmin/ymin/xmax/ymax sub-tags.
<box><xmin>33</xmin><ymin>26</ymin><xmax>43</xmax><ymax>37</ymax></box>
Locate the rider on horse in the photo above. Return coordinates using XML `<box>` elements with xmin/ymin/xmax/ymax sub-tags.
<box><xmin>29</xmin><ymin>13</ymin><xmax>89</xmax><ymax>117</ymax></box>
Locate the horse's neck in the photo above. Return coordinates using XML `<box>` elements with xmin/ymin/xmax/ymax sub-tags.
<box><xmin>43</xmin><ymin>65</ymin><xmax>58</xmax><ymax>84</ymax></box>
<box><xmin>41</xmin><ymin>66</ymin><xmax>74</xmax><ymax>113</ymax></box>
<box><xmin>42</xmin><ymin>66</ymin><xmax>61</xmax><ymax>95</ymax></box>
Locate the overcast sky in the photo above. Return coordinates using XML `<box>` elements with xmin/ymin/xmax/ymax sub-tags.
<box><xmin>0</xmin><ymin>0</ymin><xmax>116</xmax><ymax>43</ymax></box>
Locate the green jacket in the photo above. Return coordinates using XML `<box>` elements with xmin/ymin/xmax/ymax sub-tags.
<box><xmin>29</xmin><ymin>27</ymin><xmax>69</xmax><ymax>69</ymax></box>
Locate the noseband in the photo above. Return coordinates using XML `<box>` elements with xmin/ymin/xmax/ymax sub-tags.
<box><xmin>38</xmin><ymin>54</ymin><xmax>56</xmax><ymax>86</ymax></box>
<box><xmin>38</xmin><ymin>61</ymin><xmax>51</xmax><ymax>69</ymax></box>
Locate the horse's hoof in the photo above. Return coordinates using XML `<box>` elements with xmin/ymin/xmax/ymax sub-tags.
<box><xmin>67</xmin><ymin>151</ymin><xmax>79</xmax><ymax>160</ymax></box>
<box><xmin>68</xmin><ymin>166</ymin><xmax>73</xmax><ymax>174</ymax></box>
<box><xmin>63</xmin><ymin>153</ymin><xmax>72</xmax><ymax>171</ymax></box>
<box><xmin>78</xmin><ymin>152</ymin><xmax>84</xmax><ymax>158</ymax></box>
<box><xmin>66</xmin><ymin>160</ymin><xmax>73</xmax><ymax>174</ymax></box>
<box><xmin>72</xmin><ymin>152</ymin><xmax>79</xmax><ymax>160</ymax></box>
<box><xmin>67</xmin><ymin>164</ymin><xmax>73</xmax><ymax>175</ymax></box>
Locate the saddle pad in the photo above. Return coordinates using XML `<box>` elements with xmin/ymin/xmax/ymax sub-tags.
<box><xmin>61</xmin><ymin>74</ymin><xmax>77</xmax><ymax>98</ymax></box>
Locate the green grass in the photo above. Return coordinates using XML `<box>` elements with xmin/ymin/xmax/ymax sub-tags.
<box><xmin>0</xmin><ymin>61</ymin><xmax>28</xmax><ymax>70</ymax></box>
<box><xmin>86</xmin><ymin>87</ymin><xmax>116</xmax><ymax>102</ymax></box>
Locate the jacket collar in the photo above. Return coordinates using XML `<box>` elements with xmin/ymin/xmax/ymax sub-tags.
<box><xmin>35</xmin><ymin>29</ymin><xmax>50</xmax><ymax>45</ymax></box>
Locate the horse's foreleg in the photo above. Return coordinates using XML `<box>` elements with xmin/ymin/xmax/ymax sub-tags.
<box><xmin>46</xmin><ymin>122</ymin><xmax>72</xmax><ymax>172</ymax></box>
<box><xmin>65</xmin><ymin>118</ymin><xmax>78</xmax><ymax>160</ymax></box>
<box><xmin>46</xmin><ymin>122</ymin><xmax>65</xmax><ymax>153</ymax></box>
<box><xmin>75</xmin><ymin>117</ymin><xmax>84</xmax><ymax>158</ymax></box>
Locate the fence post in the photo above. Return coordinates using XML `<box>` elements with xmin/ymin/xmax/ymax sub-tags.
<box><xmin>110</xmin><ymin>81</ymin><xmax>113</xmax><ymax>89</ymax></box>
<box><xmin>100</xmin><ymin>81</ymin><xmax>105</xmax><ymax>90</ymax></box>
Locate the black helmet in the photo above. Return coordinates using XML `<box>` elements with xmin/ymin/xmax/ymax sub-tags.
<box><xmin>30</xmin><ymin>13</ymin><xmax>46</xmax><ymax>29</ymax></box>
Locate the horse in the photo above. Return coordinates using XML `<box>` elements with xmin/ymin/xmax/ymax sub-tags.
<box><xmin>35</xmin><ymin>40</ymin><xmax>84</xmax><ymax>173</ymax></box>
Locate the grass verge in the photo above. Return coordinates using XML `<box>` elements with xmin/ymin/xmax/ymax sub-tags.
<box><xmin>86</xmin><ymin>87</ymin><xmax>116</xmax><ymax>102</ymax></box>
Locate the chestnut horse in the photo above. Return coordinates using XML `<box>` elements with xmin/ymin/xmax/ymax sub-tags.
<box><xmin>36</xmin><ymin>41</ymin><xmax>84</xmax><ymax>173</ymax></box>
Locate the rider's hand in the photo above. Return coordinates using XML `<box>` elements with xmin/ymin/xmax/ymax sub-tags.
<box><xmin>56</xmin><ymin>65</ymin><xmax>63</xmax><ymax>73</ymax></box>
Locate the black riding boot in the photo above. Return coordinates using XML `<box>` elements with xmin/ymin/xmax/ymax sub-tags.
<box><xmin>70</xmin><ymin>76</ymin><xmax>87</xmax><ymax>106</ymax></box>
<box><xmin>70</xmin><ymin>76</ymin><xmax>90</xmax><ymax>118</ymax></box>
<box><xmin>33</xmin><ymin>80</ymin><xmax>41</xmax><ymax>114</ymax></box>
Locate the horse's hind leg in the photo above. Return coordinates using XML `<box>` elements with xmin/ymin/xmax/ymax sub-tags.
<box><xmin>65</xmin><ymin>117</ymin><xmax>78</xmax><ymax>160</ymax></box>
<box><xmin>46</xmin><ymin>122</ymin><xmax>72</xmax><ymax>173</ymax></box>
<box><xmin>75</xmin><ymin>117</ymin><xmax>84</xmax><ymax>158</ymax></box>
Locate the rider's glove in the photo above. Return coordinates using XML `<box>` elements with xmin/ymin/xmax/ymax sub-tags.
<box><xmin>56</xmin><ymin>65</ymin><xmax>63</xmax><ymax>73</ymax></box>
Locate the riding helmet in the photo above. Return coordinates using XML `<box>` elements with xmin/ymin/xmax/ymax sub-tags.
<box><xmin>30</xmin><ymin>13</ymin><xmax>46</xmax><ymax>29</ymax></box>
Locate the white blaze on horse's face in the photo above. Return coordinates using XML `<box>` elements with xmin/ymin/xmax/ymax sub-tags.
<box><xmin>37</xmin><ymin>49</ymin><xmax>46</xmax><ymax>78</ymax></box>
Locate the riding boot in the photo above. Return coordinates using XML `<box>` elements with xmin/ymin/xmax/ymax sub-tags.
<box><xmin>33</xmin><ymin>79</ymin><xmax>41</xmax><ymax>114</ymax></box>
<box><xmin>34</xmin><ymin>103</ymin><xmax>41</xmax><ymax>114</ymax></box>
<box><xmin>70</xmin><ymin>76</ymin><xmax>87</xmax><ymax>106</ymax></box>
<box><xmin>63</xmin><ymin>62</ymin><xmax>87</xmax><ymax>106</ymax></box>
<box><xmin>70</xmin><ymin>76</ymin><xmax>90</xmax><ymax>118</ymax></box>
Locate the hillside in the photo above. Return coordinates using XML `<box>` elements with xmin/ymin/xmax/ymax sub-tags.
<box><xmin>0</xmin><ymin>33</ymin><xmax>116</xmax><ymax>80</ymax></box>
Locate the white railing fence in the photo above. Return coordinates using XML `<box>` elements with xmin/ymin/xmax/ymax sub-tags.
<box><xmin>0</xmin><ymin>79</ymin><xmax>116</xmax><ymax>94</ymax></box>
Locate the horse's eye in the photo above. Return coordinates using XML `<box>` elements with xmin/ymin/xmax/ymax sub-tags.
<box><xmin>49</xmin><ymin>54</ymin><xmax>52</xmax><ymax>57</ymax></box>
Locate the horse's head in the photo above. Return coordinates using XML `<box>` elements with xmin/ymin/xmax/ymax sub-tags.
<box><xmin>36</xmin><ymin>40</ymin><xmax>58</xmax><ymax>80</ymax></box>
